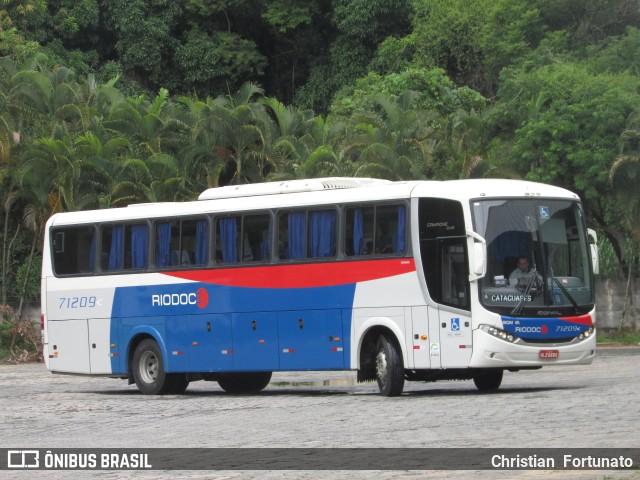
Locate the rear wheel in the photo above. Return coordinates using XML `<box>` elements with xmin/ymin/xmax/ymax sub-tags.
<box><xmin>375</xmin><ymin>334</ymin><xmax>404</xmax><ymax>396</ymax></box>
<box><xmin>132</xmin><ymin>339</ymin><xmax>169</xmax><ymax>395</ymax></box>
<box><xmin>218</xmin><ymin>371</ymin><xmax>272</xmax><ymax>393</ymax></box>
<box><xmin>473</xmin><ymin>369</ymin><xmax>503</xmax><ymax>391</ymax></box>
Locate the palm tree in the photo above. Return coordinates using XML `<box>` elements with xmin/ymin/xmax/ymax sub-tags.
<box><xmin>209</xmin><ymin>83</ymin><xmax>272</xmax><ymax>185</ymax></box>
<box><xmin>177</xmin><ymin>96</ymin><xmax>228</xmax><ymax>192</ymax></box>
<box><xmin>105</xmin><ymin>89</ymin><xmax>194</xmax><ymax>201</ymax></box>
<box><xmin>340</xmin><ymin>91</ymin><xmax>438</xmax><ymax>180</ymax></box>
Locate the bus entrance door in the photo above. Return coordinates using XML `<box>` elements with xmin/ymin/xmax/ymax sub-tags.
<box><xmin>438</xmin><ymin>310</ymin><xmax>473</xmax><ymax>368</ymax></box>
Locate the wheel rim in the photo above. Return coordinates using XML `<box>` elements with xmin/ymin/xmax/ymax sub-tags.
<box><xmin>376</xmin><ymin>348</ymin><xmax>388</xmax><ymax>386</ymax></box>
<box><xmin>139</xmin><ymin>350</ymin><xmax>159</xmax><ymax>384</ymax></box>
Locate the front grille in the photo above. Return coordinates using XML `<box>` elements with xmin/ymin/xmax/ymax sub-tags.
<box><xmin>519</xmin><ymin>337</ymin><xmax>575</xmax><ymax>344</ymax></box>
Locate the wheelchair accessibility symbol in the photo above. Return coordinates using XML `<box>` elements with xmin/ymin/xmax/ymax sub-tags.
<box><xmin>451</xmin><ymin>318</ymin><xmax>460</xmax><ymax>331</ymax></box>
<box><xmin>539</xmin><ymin>206</ymin><xmax>550</xmax><ymax>220</ymax></box>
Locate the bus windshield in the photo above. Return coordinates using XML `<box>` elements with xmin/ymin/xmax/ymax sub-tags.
<box><xmin>472</xmin><ymin>198</ymin><xmax>594</xmax><ymax>316</ymax></box>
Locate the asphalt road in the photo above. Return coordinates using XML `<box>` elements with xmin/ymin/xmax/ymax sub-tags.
<box><xmin>1</xmin><ymin>347</ymin><xmax>638</xmax><ymax>480</ymax></box>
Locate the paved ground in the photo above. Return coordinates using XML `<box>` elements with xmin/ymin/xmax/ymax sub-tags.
<box><xmin>0</xmin><ymin>347</ymin><xmax>638</xmax><ymax>479</ymax></box>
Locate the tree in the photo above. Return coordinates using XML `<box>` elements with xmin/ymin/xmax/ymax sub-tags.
<box><xmin>610</xmin><ymin>111</ymin><xmax>640</xmax><ymax>267</ymax></box>
<box><xmin>410</xmin><ymin>0</ymin><xmax>491</xmax><ymax>93</ymax></box>
<box><xmin>212</xmin><ymin>83</ymin><xmax>272</xmax><ymax>185</ymax></box>
<box><xmin>296</xmin><ymin>0</ymin><xmax>412</xmax><ymax>114</ymax></box>
<box><xmin>102</xmin><ymin>0</ymin><xmax>183</xmax><ymax>90</ymax></box>
<box><xmin>339</xmin><ymin>91</ymin><xmax>438</xmax><ymax>180</ymax></box>
<box><xmin>491</xmin><ymin>41</ymin><xmax>640</xmax><ymax>271</ymax></box>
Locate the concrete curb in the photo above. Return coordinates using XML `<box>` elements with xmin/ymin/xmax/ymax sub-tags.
<box><xmin>595</xmin><ymin>345</ymin><xmax>640</xmax><ymax>356</ymax></box>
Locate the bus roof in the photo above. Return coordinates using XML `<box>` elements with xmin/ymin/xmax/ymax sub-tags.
<box><xmin>46</xmin><ymin>178</ymin><xmax>580</xmax><ymax>226</ymax></box>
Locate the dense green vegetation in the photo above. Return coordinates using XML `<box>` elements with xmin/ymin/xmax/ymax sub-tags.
<box><xmin>1</xmin><ymin>0</ymin><xmax>640</xmax><ymax>311</ymax></box>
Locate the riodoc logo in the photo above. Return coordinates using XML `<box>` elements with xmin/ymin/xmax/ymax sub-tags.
<box><xmin>514</xmin><ymin>325</ymin><xmax>549</xmax><ymax>334</ymax></box>
<box><xmin>151</xmin><ymin>288</ymin><xmax>208</xmax><ymax>309</ymax></box>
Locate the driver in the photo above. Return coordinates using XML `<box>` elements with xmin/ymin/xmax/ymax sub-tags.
<box><xmin>509</xmin><ymin>256</ymin><xmax>531</xmax><ymax>286</ymax></box>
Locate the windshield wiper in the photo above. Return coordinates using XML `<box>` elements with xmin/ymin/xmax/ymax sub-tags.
<box><xmin>510</xmin><ymin>272</ymin><xmax>538</xmax><ymax>316</ymax></box>
<box><xmin>552</xmin><ymin>276</ymin><xmax>580</xmax><ymax>313</ymax></box>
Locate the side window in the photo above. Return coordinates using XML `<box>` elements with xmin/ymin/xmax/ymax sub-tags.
<box><xmin>52</xmin><ymin>226</ymin><xmax>96</xmax><ymax>275</ymax></box>
<box><xmin>375</xmin><ymin>205</ymin><xmax>406</xmax><ymax>255</ymax></box>
<box><xmin>215</xmin><ymin>213</ymin><xmax>271</xmax><ymax>264</ymax></box>
<box><xmin>101</xmin><ymin>223</ymin><xmax>148</xmax><ymax>271</ymax></box>
<box><xmin>345</xmin><ymin>206</ymin><xmax>374</xmax><ymax>255</ymax></box>
<box><xmin>278</xmin><ymin>209</ymin><xmax>337</xmax><ymax>260</ymax></box>
<box><xmin>216</xmin><ymin>216</ymin><xmax>239</xmax><ymax>263</ymax></box>
<box><xmin>345</xmin><ymin>204</ymin><xmax>407</xmax><ymax>256</ymax></box>
<box><xmin>155</xmin><ymin>218</ymin><xmax>208</xmax><ymax>267</ymax></box>
<box><xmin>243</xmin><ymin>214</ymin><xmax>271</xmax><ymax>262</ymax></box>
<box><xmin>419</xmin><ymin>198</ymin><xmax>468</xmax><ymax>309</ymax></box>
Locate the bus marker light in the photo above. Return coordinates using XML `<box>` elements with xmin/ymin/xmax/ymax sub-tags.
<box><xmin>420</xmin><ymin>335</ymin><xmax>427</xmax><ymax>340</ymax></box>
<box><xmin>110</xmin><ymin>344</ymin><xmax>116</xmax><ymax>348</ymax></box>
<box><xmin>221</xmin><ymin>350</ymin><xmax>232</xmax><ymax>355</ymax></box>
<box><xmin>192</xmin><ymin>342</ymin><xmax>199</xmax><ymax>346</ymax></box>
<box><xmin>282</xmin><ymin>348</ymin><xmax>295</xmax><ymax>353</ymax></box>
<box><xmin>333</xmin><ymin>337</ymin><xmax>340</xmax><ymax>341</ymax></box>
<box><xmin>332</xmin><ymin>347</ymin><xmax>343</xmax><ymax>352</ymax></box>
<box><xmin>259</xmin><ymin>340</ymin><xmax>265</xmax><ymax>344</ymax></box>
<box><xmin>110</xmin><ymin>353</ymin><xmax>119</xmax><ymax>357</ymax></box>
<box><xmin>172</xmin><ymin>351</ymin><xmax>183</xmax><ymax>356</ymax></box>
<box><xmin>413</xmin><ymin>345</ymin><xmax>421</xmax><ymax>350</ymax></box>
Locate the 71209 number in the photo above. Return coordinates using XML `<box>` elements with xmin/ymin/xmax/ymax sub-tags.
<box><xmin>58</xmin><ymin>296</ymin><xmax>100</xmax><ymax>309</ymax></box>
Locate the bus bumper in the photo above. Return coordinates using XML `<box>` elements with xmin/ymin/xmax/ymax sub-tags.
<box><xmin>468</xmin><ymin>329</ymin><xmax>597</xmax><ymax>368</ymax></box>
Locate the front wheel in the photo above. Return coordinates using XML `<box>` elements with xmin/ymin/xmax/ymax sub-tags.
<box><xmin>132</xmin><ymin>339</ymin><xmax>169</xmax><ymax>395</ymax></box>
<box><xmin>375</xmin><ymin>334</ymin><xmax>404</xmax><ymax>396</ymax></box>
<box><xmin>218</xmin><ymin>371</ymin><xmax>272</xmax><ymax>393</ymax></box>
<box><xmin>473</xmin><ymin>369</ymin><xmax>503</xmax><ymax>391</ymax></box>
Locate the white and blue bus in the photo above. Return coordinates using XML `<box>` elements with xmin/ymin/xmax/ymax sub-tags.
<box><xmin>41</xmin><ymin>177</ymin><xmax>598</xmax><ymax>396</ymax></box>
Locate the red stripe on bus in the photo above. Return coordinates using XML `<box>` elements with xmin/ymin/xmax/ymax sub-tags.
<box><xmin>559</xmin><ymin>314</ymin><xmax>592</xmax><ymax>326</ymax></box>
<box><xmin>164</xmin><ymin>259</ymin><xmax>416</xmax><ymax>289</ymax></box>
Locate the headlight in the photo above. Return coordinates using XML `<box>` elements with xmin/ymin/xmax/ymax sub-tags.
<box><xmin>479</xmin><ymin>324</ymin><xmax>517</xmax><ymax>343</ymax></box>
<box><xmin>577</xmin><ymin>327</ymin><xmax>594</xmax><ymax>341</ymax></box>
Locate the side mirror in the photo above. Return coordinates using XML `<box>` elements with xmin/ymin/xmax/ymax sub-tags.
<box><xmin>467</xmin><ymin>230</ymin><xmax>487</xmax><ymax>280</ymax></box>
<box><xmin>588</xmin><ymin>228</ymin><xmax>599</xmax><ymax>275</ymax></box>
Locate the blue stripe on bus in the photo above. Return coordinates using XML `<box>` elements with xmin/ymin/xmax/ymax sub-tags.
<box><xmin>500</xmin><ymin>315</ymin><xmax>592</xmax><ymax>340</ymax></box>
<box><xmin>109</xmin><ymin>282</ymin><xmax>356</xmax><ymax>374</ymax></box>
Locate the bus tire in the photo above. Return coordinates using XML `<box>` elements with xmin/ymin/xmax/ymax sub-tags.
<box><xmin>217</xmin><ymin>371</ymin><xmax>272</xmax><ymax>393</ymax></box>
<box><xmin>132</xmin><ymin>339</ymin><xmax>169</xmax><ymax>395</ymax></box>
<box><xmin>375</xmin><ymin>334</ymin><xmax>404</xmax><ymax>396</ymax></box>
<box><xmin>473</xmin><ymin>369</ymin><xmax>503</xmax><ymax>391</ymax></box>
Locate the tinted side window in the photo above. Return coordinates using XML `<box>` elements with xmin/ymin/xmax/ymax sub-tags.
<box><xmin>345</xmin><ymin>204</ymin><xmax>407</xmax><ymax>256</ymax></box>
<box><xmin>155</xmin><ymin>218</ymin><xmax>208</xmax><ymax>267</ymax></box>
<box><xmin>52</xmin><ymin>226</ymin><xmax>96</xmax><ymax>275</ymax></box>
<box><xmin>419</xmin><ymin>198</ymin><xmax>469</xmax><ymax>309</ymax></box>
<box><xmin>101</xmin><ymin>223</ymin><xmax>148</xmax><ymax>271</ymax></box>
<box><xmin>278</xmin><ymin>209</ymin><xmax>336</xmax><ymax>260</ymax></box>
<box><xmin>215</xmin><ymin>214</ymin><xmax>271</xmax><ymax>264</ymax></box>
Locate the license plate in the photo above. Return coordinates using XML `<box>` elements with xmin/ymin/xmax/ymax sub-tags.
<box><xmin>539</xmin><ymin>349</ymin><xmax>559</xmax><ymax>359</ymax></box>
